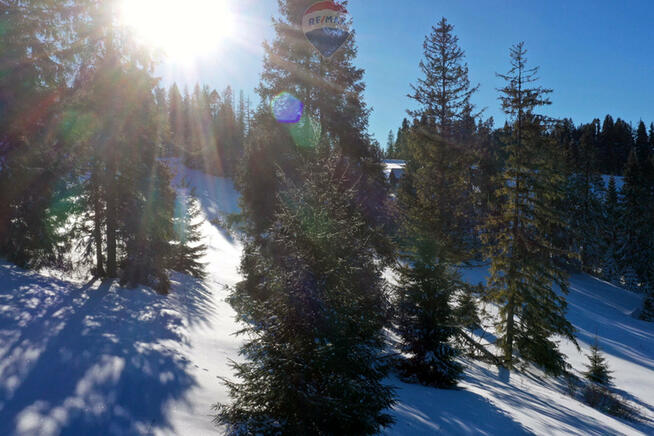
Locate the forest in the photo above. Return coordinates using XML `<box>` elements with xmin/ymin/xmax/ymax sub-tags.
<box><xmin>1</xmin><ymin>1</ymin><xmax>653</xmax><ymax>435</ymax></box>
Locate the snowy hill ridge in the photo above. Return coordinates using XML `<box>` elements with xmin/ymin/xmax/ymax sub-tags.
<box><xmin>0</xmin><ymin>163</ymin><xmax>653</xmax><ymax>435</ymax></box>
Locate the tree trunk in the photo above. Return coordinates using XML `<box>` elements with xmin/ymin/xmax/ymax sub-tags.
<box><xmin>105</xmin><ymin>157</ymin><xmax>117</xmax><ymax>277</ymax></box>
<box><xmin>91</xmin><ymin>165</ymin><xmax>105</xmax><ymax>276</ymax></box>
<box><xmin>504</xmin><ymin>295</ymin><xmax>515</xmax><ymax>367</ymax></box>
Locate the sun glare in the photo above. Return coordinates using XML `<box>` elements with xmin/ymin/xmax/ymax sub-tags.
<box><xmin>120</xmin><ymin>0</ymin><xmax>234</xmax><ymax>63</ymax></box>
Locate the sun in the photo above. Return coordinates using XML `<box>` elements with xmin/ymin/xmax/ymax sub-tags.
<box><xmin>120</xmin><ymin>0</ymin><xmax>234</xmax><ymax>63</ymax></box>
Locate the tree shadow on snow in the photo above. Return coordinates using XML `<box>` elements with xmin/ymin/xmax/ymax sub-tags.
<box><xmin>566</xmin><ymin>275</ymin><xmax>653</xmax><ymax>360</ymax></box>
<box><xmin>466</xmin><ymin>365</ymin><xmax>654</xmax><ymax>435</ymax></box>
<box><xmin>386</xmin><ymin>375</ymin><xmax>533</xmax><ymax>435</ymax></box>
<box><xmin>0</xmin><ymin>262</ymin><xmax>214</xmax><ymax>436</ymax></box>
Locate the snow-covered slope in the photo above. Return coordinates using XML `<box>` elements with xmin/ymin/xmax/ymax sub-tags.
<box><xmin>388</xmin><ymin>268</ymin><xmax>654</xmax><ymax>435</ymax></box>
<box><xmin>0</xmin><ymin>162</ymin><xmax>243</xmax><ymax>436</ymax></box>
<box><xmin>0</xmin><ymin>164</ymin><xmax>653</xmax><ymax>435</ymax></box>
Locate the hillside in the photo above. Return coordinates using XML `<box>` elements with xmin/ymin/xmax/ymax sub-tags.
<box><xmin>0</xmin><ymin>165</ymin><xmax>653</xmax><ymax>435</ymax></box>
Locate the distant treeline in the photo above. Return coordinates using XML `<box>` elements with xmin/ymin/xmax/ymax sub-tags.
<box><xmin>388</xmin><ymin>115</ymin><xmax>654</xmax><ymax>178</ymax></box>
<box><xmin>157</xmin><ymin>83</ymin><xmax>250</xmax><ymax>177</ymax></box>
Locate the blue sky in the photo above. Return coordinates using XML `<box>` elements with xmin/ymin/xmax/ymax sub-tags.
<box><xmin>160</xmin><ymin>0</ymin><xmax>654</xmax><ymax>146</ymax></box>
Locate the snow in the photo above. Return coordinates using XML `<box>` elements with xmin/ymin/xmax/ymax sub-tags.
<box><xmin>0</xmin><ymin>162</ymin><xmax>243</xmax><ymax>435</ymax></box>
<box><xmin>1</xmin><ymin>163</ymin><xmax>653</xmax><ymax>435</ymax></box>
<box><xmin>383</xmin><ymin>159</ymin><xmax>406</xmax><ymax>179</ymax></box>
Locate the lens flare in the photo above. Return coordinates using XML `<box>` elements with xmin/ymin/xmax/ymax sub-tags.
<box><xmin>271</xmin><ymin>92</ymin><xmax>304</xmax><ymax>124</ymax></box>
<box><xmin>289</xmin><ymin>113</ymin><xmax>321</xmax><ymax>149</ymax></box>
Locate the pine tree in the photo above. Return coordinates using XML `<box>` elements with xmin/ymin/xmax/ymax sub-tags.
<box><xmin>565</xmin><ymin>122</ymin><xmax>605</xmax><ymax>273</ymax></box>
<box><xmin>216</xmin><ymin>156</ymin><xmax>394</xmax><ymax>434</ymax></box>
<box><xmin>238</xmin><ymin>0</ymin><xmax>389</xmax><ymax>243</ymax></box>
<box><xmin>0</xmin><ymin>1</ymin><xmax>79</xmax><ymax>267</ymax></box>
<box><xmin>394</xmin><ymin>238</ymin><xmax>463</xmax><ymax>388</ymax></box>
<box><xmin>168</xmin><ymin>83</ymin><xmax>184</xmax><ymax>152</ymax></box>
<box><xmin>619</xmin><ymin>146</ymin><xmax>654</xmax><ymax>284</ymax></box>
<box><xmin>393</xmin><ymin>119</ymin><xmax>411</xmax><ymax>160</ymax></box>
<box><xmin>169</xmin><ymin>186</ymin><xmax>207</xmax><ymax>279</ymax></box>
<box><xmin>386</xmin><ymin>130</ymin><xmax>396</xmax><ymax>158</ymax></box>
<box><xmin>601</xmin><ymin>177</ymin><xmax>621</xmax><ymax>284</ymax></box>
<box><xmin>483</xmin><ymin>42</ymin><xmax>576</xmax><ymax>373</ymax></box>
<box><xmin>402</xmin><ymin>17</ymin><xmax>479</xmax><ymax>261</ymax></box>
<box><xmin>221</xmin><ymin>1</ymin><xmax>394</xmax><ymax>432</ymax></box>
<box><xmin>409</xmin><ymin>17</ymin><xmax>479</xmax><ymax>137</ymax></box>
<box><xmin>583</xmin><ymin>338</ymin><xmax>613</xmax><ymax>386</ymax></box>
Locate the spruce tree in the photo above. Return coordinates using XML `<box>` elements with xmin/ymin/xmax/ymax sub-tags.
<box><xmin>238</xmin><ymin>0</ymin><xmax>388</xmax><ymax>240</ymax></box>
<box><xmin>483</xmin><ymin>42</ymin><xmax>576</xmax><ymax>373</ymax></box>
<box><xmin>221</xmin><ymin>1</ymin><xmax>394</xmax><ymax>432</ymax></box>
<box><xmin>394</xmin><ymin>237</ymin><xmax>463</xmax><ymax>388</ymax></box>
<box><xmin>601</xmin><ymin>177</ymin><xmax>621</xmax><ymax>284</ymax></box>
<box><xmin>403</xmin><ymin>17</ymin><xmax>479</xmax><ymax>261</ymax></box>
<box><xmin>0</xmin><ymin>1</ymin><xmax>79</xmax><ymax>267</ymax></box>
<box><xmin>619</xmin><ymin>146</ymin><xmax>654</xmax><ymax>285</ymax></box>
<box><xmin>565</xmin><ymin>122</ymin><xmax>605</xmax><ymax>273</ymax></box>
<box><xmin>408</xmin><ymin>17</ymin><xmax>479</xmax><ymax>137</ymax></box>
<box><xmin>170</xmin><ymin>187</ymin><xmax>207</xmax><ymax>279</ymax></box>
<box><xmin>583</xmin><ymin>338</ymin><xmax>613</xmax><ymax>386</ymax></box>
<box><xmin>386</xmin><ymin>130</ymin><xmax>396</xmax><ymax>158</ymax></box>
<box><xmin>217</xmin><ymin>156</ymin><xmax>394</xmax><ymax>434</ymax></box>
<box><xmin>69</xmin><ymin>1</ymin><xmax>197</xmax><ymax>291</ymax></box>
<box><xmin>621</xmin><ymin>266</ymin><xmax>640</xmax><ymax>293</ymax></box>
<box><xmin>168</xmin><ymin>83</ymin><xmax>185</xmax><ymax>152</ymax></box>
<box><xmin>390</xmin><ymin>119</ymin><xmax>411</xmax><ymax>160</ymax></box>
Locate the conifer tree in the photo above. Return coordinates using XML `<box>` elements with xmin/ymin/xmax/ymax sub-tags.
<box><xmin>409</xmin><ymin>17</ymin><xmax>479</xmax><ymax>137</ymax></box>
<box><xmin>483</xmin><ymin>42</ymin><xmax>576</xmax><ymax>373</ymax></box>
<box><xmin>168</xmin><ymin>83</ymin><xmax>185</xmax><ymax>151</ymax></box>
<box><xmin>601</xmin><ymin>177</ymin><xmax>621</xmax><ymax>284</ymax></box>
<box><xmin>386</xmin><ymin>130</ymin><xmax>396</xmax><ymax>158</ymax></box>
<box><xmin>392</xmin><ymin>119</ymin><xmax>411</xmax><ymax>160</ymax></box>
<box><xmin>619</xmin><ymin>145</ymin><xmax>654</xmax><ymax>285</ymax></box>
<box><xmin>221</xmin><ymin>1</ymin><xmax>394</xmax><ymax>432</ymax></box>
<box><xmin>394</xmin><ymin>237</ymin><xmax>463</xmax><ymax>388</ymax></box>
<box><xmin>217</xmin><ymin>156</ymin><xmax>394</xmax><ymax>434</ymax></box>
<box><xmin>597</xmin><ymin>115</ymin><xmax>615</xmax><ymax>174</ymax></box>
<box><xmin>565</xmin><ymin>122</ymin><xmax>605</xmax><ymax>273</ymax></box>
<box><xmin>169</xmin><ymin>187</ymin><xmax>207</xmax><ymax>279</ymax></box>
<box><xmin>238</xmin><ymin>0</ymin><xmax>389</xmax><ymax>243</ymax></box>
<box><xmin>0</xmin><ymin>1</ymin><xmax>79</xmax><ymax>267</ymax></box>
<box><xmin>403</xmin><ymin>17</ymin><xmax>480</xmax><ymax>261</ymax></box>
<box><xmin>583</xmin><ymin>338</ymin><xmax>613</xmax><ymax>386</ymax></box>
<box><xmin>621</xmin><ymin>266</ymin><xmax>640</xmax><ymax>293</ymax></box>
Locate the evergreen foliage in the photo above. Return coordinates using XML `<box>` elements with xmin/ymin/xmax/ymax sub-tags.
<box><xmin>218</xmin><ymin>1</ymin><xmax>394</xmax><ymax>433</ymax></box>
<box><xmin>0</xmin><ymin>1</ymin><xmax>78</xmax><ymax>268</ymax></box>
<box><xmin>408</xmin><ymin>17</ymin><xmax>479</xmax><ymax>137</ymax></box>
<box><xmin>402</xmin><ymin>17</ymin><xmax>480</xmax><ymax>261</ymax></box>
<box><xmin>216</xmin><ymin>156</ymin><xmax>394</xmax><ymax>435</ymax></box>
<box><xmin>394</xmin><ymin>238</ymin><xmax>463</xmax><ymax>388</ymax></box>
<box><xmin>564</xmin><ymin>122</ymin><xmax>606</xmax><ymax>273</ymax></box>
<box><xmin>483</xmin><ymin>42</ymin><xmax>576</xmax><ymax>373</ymax></box>
<box><xmin>169</xmin><ymin>187</ymin><xmax>208</xmax><ymax>279</ymax></box>
<box><xmin>619</xmin><ymin>145</ymin><xmax>654</xmax><ymax>286</ymax></box>
<box><xmin>583</xmin><ymin>338</ymin><xmax>613</xmax><ymax>386</ymax></box>
<box><xmin>621</xmin><ymin>266</ymin><xmax>640</xmax><ymax>293</ymax></box>
<box><xmin>0</xmin><ymin>1</ymin><xmax>207</xmax><ymax>293</ymax></box>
